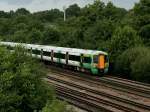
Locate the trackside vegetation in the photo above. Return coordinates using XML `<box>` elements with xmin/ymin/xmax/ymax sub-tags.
<box><xmin>0</xmin><ymin>47</ymin><xmax>75</xmax><ymax>112</ymax></box>
<box><xmin>115</xmin><ymin>47</ymin><xmax>150</xmax><ymax>83</ymax></box>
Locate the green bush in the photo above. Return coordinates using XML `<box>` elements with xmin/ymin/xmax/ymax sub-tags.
<box><xmin>115</xmin><ymin>47</ymin><xmax>150</xmax><ymax>83</ymax></box>
<box><xmin>131</xmin><ymin>52</ymin><xmax>150</xmax><ymax>83</ymax></box>
<box><xmin>110</xmin><ymin>26</ymin><xmax>142</xmax><ymax>63</ymax></box>
<box><xmin>42</xmin><ymin>100</ymin><xmax>66</xmax><ymax>112</ymax></box>
<box><xmin>0</xmin><ymin>47</ymin><xmax>54</xmax><ymax>111</ymax></box>
<box><xmin>139</xmin><ymin>24</ymin><xmax>150</xmax><ymax>46</ymax></box>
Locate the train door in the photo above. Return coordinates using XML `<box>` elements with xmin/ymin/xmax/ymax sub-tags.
<box><xmin>66</xmin><ymin>52</ymin><xmax>69</xmax><ymax>65</ymax></box>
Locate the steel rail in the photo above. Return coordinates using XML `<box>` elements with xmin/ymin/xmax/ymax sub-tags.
<box><xmin>48</xmin><ymin>67</ymin><xmax>150</xmax><ymax>98</ymax></box>
<box><xmin>47</xmin><ymin>80</ymin><xmax>136</xmax><ymax>112</ymax></box>
<box><xmin>46</xmin><ymin>75</ymin><xmax>150</xmax><ymax>112</ymax></box>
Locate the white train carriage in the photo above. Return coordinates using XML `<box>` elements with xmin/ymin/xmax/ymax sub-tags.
<box><xmin>0</xmin><ymin>42</ymin><xmax>109</xmax><ymax>75</ymax></box>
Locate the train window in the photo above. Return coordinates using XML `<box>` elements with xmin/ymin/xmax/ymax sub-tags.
<box><xmin>54</xmin><ymin>53</ymin><xmax>65</xmax><ymax>59</ymax></box>
<box><xmin>105</xmin><ymin>55</ymin><xmax>109</xmax><ymax>63</ymax></box>
<box><xmin>28</xmin><ymin>48</ymin><xmax>32</xmax><ymax>52</ymax></box>
<box><xmin>7</xmin><ymin>46</ymin><xmax>14</xmax><ymax>50</ymax></box>
<box><xmin>93</xmin><ymin>55</ymin><xmax>99</xmax><ymax>63</ymax></box>
<box><xmin>32</xmin><ymin>49</ymin><xmax>41</xmax><ymax>55</ymax></box>
<box><xmin>83</xmin><ymin>57</ymin><xmax>91</xmax><ymax>63</ymax></box>
<box><xmin>43</xmin><ymin>51</ymin><xmax>50</xmax><ymax>56</ymax></box>
<box><xmin>26</xmin><ymin>49</ymin><xmax>32</xmax><ymax>54</ymax></box>
<box><xmin>69</xmin><ymin>55</ymin><xmax>80</xmax><ymax>62</ymax></box>
<box><xmin>60</xmin><ymin>53</ymin><xmax>65</xmax><ymax>59</ymax></box>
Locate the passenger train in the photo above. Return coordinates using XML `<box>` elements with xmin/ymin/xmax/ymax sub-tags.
<box><xmin>0</xmin><ymin>42</ymin><xmax>109</xmax><ymax>75</ymax></box>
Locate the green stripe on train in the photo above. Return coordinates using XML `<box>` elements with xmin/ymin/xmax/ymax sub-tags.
<box><xmin>82</xmin><ymin>63</ymin><xmax>98</xmax><ymax>74</ymax></box>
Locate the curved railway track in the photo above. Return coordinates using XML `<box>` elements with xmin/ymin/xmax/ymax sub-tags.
<box><xmin>45</xmin><ymin>65</ymin><xmax>150</xmax><ymax>112</ymax></box>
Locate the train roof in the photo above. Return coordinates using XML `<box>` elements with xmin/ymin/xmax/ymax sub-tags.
<box><xmin>0</xmin><ymin>42</ymin><xmax>108</xmax><ymax>55</ymax></box>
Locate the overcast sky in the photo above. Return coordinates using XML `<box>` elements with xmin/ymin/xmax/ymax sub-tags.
<box><xmin>0</xmin><ymin>0</ymin><xmax>139</xmax><ymax>12</ymax></box>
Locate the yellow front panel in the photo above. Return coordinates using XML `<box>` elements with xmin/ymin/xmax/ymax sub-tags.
<box><xmin>99</xmin><ymin>55</ymin><xmax>105</xmax><ymax>69</ymax></box>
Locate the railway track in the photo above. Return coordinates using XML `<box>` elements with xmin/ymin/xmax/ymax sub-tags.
<box><xmin>103</xmin><ymin>75</ymin><xmax>150</xmax><ymax>89</ymax></box>
<box><xmin>47</xmin><ymin>65</ymin><xmax>150</xmax><ymax>98</ymax></box>
<box><xmin>45</xmin><ymin>65</ymin><xmax>150</xmax><ymax>112</ymax></box>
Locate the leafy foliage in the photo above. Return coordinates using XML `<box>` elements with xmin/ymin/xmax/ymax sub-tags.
<box><xmin>115</xmin><ymin>47</ymin><xmax>150</xmax><ymax>82</ymax></box>
<box><xmin>66</xmin><ymin>4</ymin><xmax>81</xmax><ymax>18</ymax></box>
<box><xmin>15</xmin><ymin>8</ymin><xmax>30</xmax><ymax>15</ymax></box>
<box><xmin>110</xmin><ymin>26</ymin><xmax>142</xmax><ymax>62</ymax></box>
<box><xmin>132</xmin><ymin>0</ymin><xmax>150</xmax><ymax>45</ymax></box>
<box><xmin>42</xmin><ymin>100</ymin><xmax>66</xmax><ymax>112</ymax></box>
<box><xmin>0</xmin><ymin>47</ymin><xmax>71</xmax><ymax>112</ymax></box>
<box><xmin>131</xmin><ymin>50</ymin><xmax>150</xmax><ymax>83</ymax></box>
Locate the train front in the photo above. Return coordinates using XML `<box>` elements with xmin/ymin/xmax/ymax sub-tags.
<box><xmin>93</xmin><ymin>53</ymin><xmax>109</xmax><ymax>74</ymax></box>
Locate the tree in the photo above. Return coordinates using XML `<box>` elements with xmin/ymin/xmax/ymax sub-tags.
<box><xmin>115</xmin><ymin>47</ymin><xmax>150</xmax><ymax>83</ymax></box>
<box><xmin>84</xmin><ymin>19</ymin><xmax>114</xmax><ymax>49</ymax></box>
<box><xmin>66</xmin><ymin>28</ymin><xmax>84</xmax><ymax>48</ymax></box>
<box><xmin>13</xmin><ymin>15</ymin><xmax>30</xmax><ymax>24</ymax></box>
<box><xmin>33</xmin><ymin>9</ymin><xmax>63</xmax><ymax>22</ymax></box>
<box><xmin>42</xmin><ymin>27</ymin><xmax>61</xmax><ymax>45</ymax></box>
<box><xmin>109</xmin><ymin>26</ymin><xmax>142</xmax><ymax>62</ymax></box>
<box><xmin>28</xmin><ymin>20</ymin><xmax>44</xmax><ymax>31</ymax></box>
<box><xmin>131</xmin><ymin>0</ymin><xmax>150</xmax><ymax>45</ymax></box>
<box><xmin>103</xmin><ymin>2</ymin><xmax>127</xmax><ymax>21</ymax></box>
<box><xmin>0</xmin><ymin>18</ymin><xmax>13</xmax><ymax>36</ymax></box>
<box><xmin>66</xmin><ymin>4</ymin><xmax>81</xmax><ymax>17</ymax></box>
<box><xmin>139</xmin><ymin>24</ymin><xmax>150</xmax><ymax>45</ymax></box>
<box><xmin>12</xmin><ymin>30</ymin><xmax>28</xmax><ymax>42</ymax></box>
<box><xmin>82</xmin><ymin>0</ymin><xmax>105</xmax><ymax>21</ymax></box>
<box><xmin>0</xmin><ymin>47</ymin><xmax>54</xmax><ymax>111</ymax></box>
<box><xmin>131</xmin><ymin>50</ymin><xmax>150</xmax><ymax>83</ymax></box>
<box><xmin>15</xmin><ymin>8</ymin><xmax>30</xmax><ymax>15</ymax></box>
<box><xmin>133</xmin><ymin>0</ymin><xmax>150</xmax><ymax>16</ymax></box>
<box><xmin>27</xmin><ymin>29</ymin><xmax>43</xmax><ymax>43</ymax></box>
<box><xmin>0</xmin><ymin>11</ymin><xmax>10</xmax><ymax>18</ymax></box>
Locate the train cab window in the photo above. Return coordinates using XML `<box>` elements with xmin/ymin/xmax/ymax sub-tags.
<box><xmin>83</xmin><ymin>57</ymin><xmax>91</xmax><ymax>63</ymax></box>
<box><xmin>105</xmin><ymin>55</ymin><xmax>109</xmax><ymax>63</ymax></box>
<box><xmin>32</xmin><ymin>49</ymin><xmax>41</xmax><ymax>55</ymax></box>
<box><xmin>43</xmin><ymin>51</ymin><xmax>50</xmax><ymax>56</ymax></box>
<box><xmin>93</xmin><ymin>55</ymin><xmax>99</xmax><ymax>63</ymax></box>
<box><xmin>69</xmin><ymin>55</ymin><xmax>80</xmax><ymax>62</ymax></box>
<box><xmin>54</xmin><ymin>53</ymin><xmax>65</xmax><ymax>59</ymax></box>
